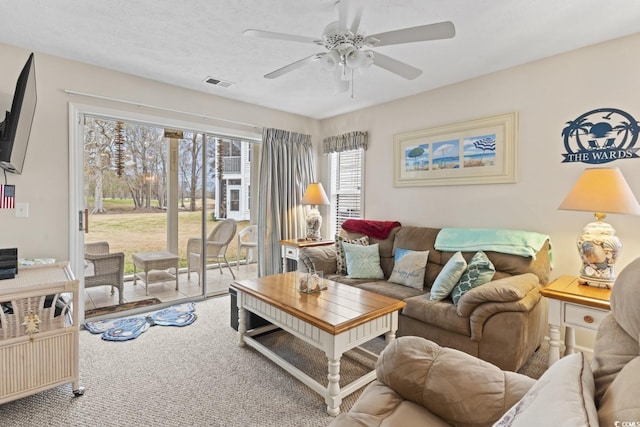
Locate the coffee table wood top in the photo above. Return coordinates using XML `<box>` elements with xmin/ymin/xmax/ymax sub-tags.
<box><xmin>231</xmin><ymin>272</ymin><xmax>406</xmax><ymax>335</ymax></box>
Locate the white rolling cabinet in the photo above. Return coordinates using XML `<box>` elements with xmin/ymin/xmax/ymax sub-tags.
<box><xmin>0</xmin><ymin>261</ymin><xmax>84</xmax><ymax>404</ymax></box>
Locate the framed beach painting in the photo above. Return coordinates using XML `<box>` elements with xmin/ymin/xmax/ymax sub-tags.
<box><xmin>393</xmin><ymin>112</ymin><xmax>518</xmax><ymax>187</ymax></box>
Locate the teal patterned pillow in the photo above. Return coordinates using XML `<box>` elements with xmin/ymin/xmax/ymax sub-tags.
<box><xmin>429</xmin><ymin>251</ymin><xmax>467</xmax><ymax>301</ymax></box>
<box><xmin>335</xmin><ymin>235</ymin><xmax>369</xmax><ymax>275</ymax></box>
<box><xmin>343</xmin><ymin>242</ymin><xmax>384</xmax><ymax>280</ymax></box>
<box><xmin>451</xmin><ymin>251</ymin><xmax>496</xmax><ymax>305</ymax></box>
<box><xmin>389</xmin><ymin>248</ymin><xmax>429</xmax><ymax>289</ymax></box>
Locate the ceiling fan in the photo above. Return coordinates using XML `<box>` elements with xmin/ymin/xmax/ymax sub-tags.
<box><xmin>243</xmin><ymin>0</ymin><xmax>455</xmax><ymax>93</ymax></box>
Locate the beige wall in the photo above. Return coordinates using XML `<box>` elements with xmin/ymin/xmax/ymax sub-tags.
<box><xmin>0</xmin><ymin>42</ymin><xmax>318</xmax><ymax>260</ymax></box>
<box><xmin>319</xmin><ymin>32</ymin><xmax>640</xmax><ymax>283</ymax></box>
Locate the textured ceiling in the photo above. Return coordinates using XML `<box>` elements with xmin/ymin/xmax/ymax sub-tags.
<box><xmin>1</xmin><ymin>0</ymin><xmax>639</xmax><ymax>119</ymax></box>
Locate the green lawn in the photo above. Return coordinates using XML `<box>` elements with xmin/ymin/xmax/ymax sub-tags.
<box><xmin>85</xmin><ymin>202</ymin><xmax>249</xmax><ymax>274</ymax></box>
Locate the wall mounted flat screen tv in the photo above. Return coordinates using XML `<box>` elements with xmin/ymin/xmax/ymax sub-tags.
<box><xmin>0</xmin><ymin>53</ymin><xmax>37</xmax><ymax>175</ymax></box>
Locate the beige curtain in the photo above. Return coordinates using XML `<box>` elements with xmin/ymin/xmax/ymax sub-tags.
<box><xmin>257</xmin><ymin>128</ymin><xmax>315</xmax><ymax>276</ymax></box>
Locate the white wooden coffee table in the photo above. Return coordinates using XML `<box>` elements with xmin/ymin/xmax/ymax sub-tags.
<box><xmin>231</xmin><ymin>272</ymin><xmax>406</xmax><ymax>416</ymax></box>
<box><xmin>132</xmin><ymin>251</ymin><xmax>179</xmax><ymax>295</ymax></box>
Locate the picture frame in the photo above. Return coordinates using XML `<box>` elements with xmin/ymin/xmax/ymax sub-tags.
<box><xmin>393</xmin><ymin>112</ymin><xmax>518</xmax><ymax>187</ymax></box>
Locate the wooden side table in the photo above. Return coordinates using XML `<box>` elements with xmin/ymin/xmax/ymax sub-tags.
<box><xmin>278</xmin><ymin>239</ymin><xmax>334</xmax><ymax>272</ymax></box>
<box><xmin>540</xmin><ymin>275</ymin><xmax>611</xmax><ymax>367</ymax></box>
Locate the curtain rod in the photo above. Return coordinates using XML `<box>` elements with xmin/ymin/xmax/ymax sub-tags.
<box><xmin>63</xmin><ymin>89</ymin><xmax>262</xmax><ymax>131</ymax></box>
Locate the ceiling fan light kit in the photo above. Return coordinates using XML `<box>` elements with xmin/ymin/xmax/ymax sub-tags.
<box><xmin>243</xmin><ymin>0</ymin><xmax>455</xmax><ymax>94</ymax></box>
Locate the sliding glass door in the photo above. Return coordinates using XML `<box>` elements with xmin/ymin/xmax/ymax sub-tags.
<box><xmin>74</xmin><ymin>108</ymin><xmax>259</xmax><ymax>320</ymax></box>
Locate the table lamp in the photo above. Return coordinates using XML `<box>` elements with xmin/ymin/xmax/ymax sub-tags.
<box><xmin>301</xmin><ymin>183</ymin><xmax>330</xmax><ymax>240</ymax></box>
<box><xmin>558</xmin><ymin>167</ymin><xmax>640</xmax><ymax>288</ymax></box>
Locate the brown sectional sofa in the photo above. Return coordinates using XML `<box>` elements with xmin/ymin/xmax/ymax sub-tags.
<box><xmin>297</xmin><ymin>225</ymin><xmax>552</xmax><ymax>371</ymax></box>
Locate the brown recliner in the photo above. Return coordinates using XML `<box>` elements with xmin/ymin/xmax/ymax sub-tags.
<box><xmin>330</xmin><ymin>258</ymin><xmax>640</xmax><ymax>426</ymax></box>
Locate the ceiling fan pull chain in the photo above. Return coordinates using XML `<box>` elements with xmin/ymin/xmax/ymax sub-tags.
<box><xmin>351</xmin><ymin>68</ymin><xmax>355</xmax><ymax>99</ymax></box>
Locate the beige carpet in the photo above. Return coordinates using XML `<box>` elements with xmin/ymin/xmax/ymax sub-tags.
<box><xmin>0</xmin><ymin>295</ymin><xmax>548</xmax><ymax>426</ymax></box>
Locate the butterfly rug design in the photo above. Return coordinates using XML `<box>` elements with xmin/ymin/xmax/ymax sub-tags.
<box><xmin>84</xmin><ymin>302</ymin><xmax>197</xmax><ymax>341</ymax></box>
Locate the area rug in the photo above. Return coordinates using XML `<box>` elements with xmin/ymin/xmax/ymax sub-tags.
<box><xmin>84</xmin><ymin>298</ymin><xmax>162</xmax><ymax>318</ymax></box>
<box><xmin>84</xmin><ymin>302</ymin><xmax>197</xmax><ymax>341</ymax></box>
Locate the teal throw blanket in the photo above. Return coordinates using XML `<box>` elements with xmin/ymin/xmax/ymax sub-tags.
<box><xmin>435</xmin><ymin>228</ymin><xmax>552</xmax><ymax>265</ymax></box>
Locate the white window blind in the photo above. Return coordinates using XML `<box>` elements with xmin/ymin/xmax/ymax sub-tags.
<box><xmin>330</xmin><ymin>148</ymin><xmax>364</xmax><ymax>236</ymax></box>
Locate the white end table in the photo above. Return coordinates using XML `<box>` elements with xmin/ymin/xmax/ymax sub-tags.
<box><xmin>278</xmin><ymin>238</ymin><xmax>334</xmax><ymax>272</ymax></box>
<box><xmin>540</xmin><ymin>275</ymin><xmax>611</xmax><ymax>366</ymax></box>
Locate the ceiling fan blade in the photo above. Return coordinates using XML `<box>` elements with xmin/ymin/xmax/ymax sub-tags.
<box><xmin>337</xmin><ymin>0</ymin><xmax>348</xmax><ymax>33</ymax></box>
<box><xmin>350</xmin><ymin>3</ymin><xmax>364</xmax><ymax>35</ymax></box>
<box><xmin>336</xmin><ymin>0</ymin><xmax>364</xmax><ymax>34</ymax></box>
<box><xmin>264</xmin><ymin>54</ymin><xmax>324</xmax><ymax>79</ymax></box>
<box><xmin>243</xmin><ymin>29</ymin><xmax>321</xmax><ymax>45</ymax></box>
<box><xmin>371</xmin><ymin>51</ymin><xmax>422</xmax><ymax>80</ymax></box>
<box><xmin>366</xmin><ymin>21</ymin><xmax>455</xmax><ymax>47</ymax></box>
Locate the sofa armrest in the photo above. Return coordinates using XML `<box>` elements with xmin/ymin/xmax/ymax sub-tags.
<box><xmin>297</xmin><ymin>246</ymin><xmax>337</xmax><ymax>274</ymax></box>
<box><xmin>455</xmin><ymin>274</ymin><xmax>543</xmax><ymax>341</ymax></box>
<box><xmin>329</xmin><ymin>380</ymin><xmax>451</xmax><ymax>427</ymax></box>
<box><xmin>456</xmin><ymin>273</ymin><xmax>540</xmax><ymax>317</ymax></box>
<box><xmin>376</xmin><ymin>336</ymin><xmax>534</xmax><ymax>426</ymax></box>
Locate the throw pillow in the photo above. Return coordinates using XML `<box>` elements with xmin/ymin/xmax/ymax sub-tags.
<box><xmin>493</xmin><ymin>352</ymin><xmax>598</xmax><ymax>427</ymax></box>
<box><xmin>451</xmin><ymin>251</ymin><xmax>496</xmax><ymax>305</ymax></box>
<box><xmin>343</xmin><ymin>242</ymin><xmax>384</xmax><ymax>280</ymax></box>
<box><xmin>335</xmin><ymin>234</ymin><xmax>369</xmax><ymax>275</ymax></box>
<box><xmin>389</xmin><ymin>248</ymin><xmax>429</xmax><ymax>289</ymax></box>
<box><xmin>429</xmin><ymin>251</ymin><xmax>467</xmax><ymax>301</ymax></box>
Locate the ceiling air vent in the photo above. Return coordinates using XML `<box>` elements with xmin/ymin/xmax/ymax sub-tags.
<box><xmin>203</xmin><ymin>76</ymin><xmax>234</xmax><ymax>88</ymax></box>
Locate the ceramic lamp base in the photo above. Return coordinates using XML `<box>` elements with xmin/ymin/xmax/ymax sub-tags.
<box><xmin>576</xmin><ymin>220</ymin><xmax>621</xmax><ymax>288</ymax></box>
<box><xmin>305</xmin><ymin>207</ymin><xmax>322</xmax><ymax>240</ymax></box>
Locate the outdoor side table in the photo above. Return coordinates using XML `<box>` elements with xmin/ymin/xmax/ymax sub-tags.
<box><xmin>132</xmin><ymin>251</ymin><xmax>179</xmax><ymax>295</ymax></box>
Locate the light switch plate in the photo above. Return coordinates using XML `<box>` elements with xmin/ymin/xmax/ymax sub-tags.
<box><xmin>15</xmin><ymin>202</ymin><xmax>29</xmax><ymax>218</ymax></box>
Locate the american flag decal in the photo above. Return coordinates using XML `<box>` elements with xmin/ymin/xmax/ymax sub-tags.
<box><xmin>0</xmin><ymin>184</ymin><xmax>16</xmax><ymax>209</ymax></box>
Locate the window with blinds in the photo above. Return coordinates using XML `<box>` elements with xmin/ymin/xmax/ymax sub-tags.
<box><xmin>330</xmin><ymin>148</ymin><xmax>364</xmax><ymax>236</ymax></box>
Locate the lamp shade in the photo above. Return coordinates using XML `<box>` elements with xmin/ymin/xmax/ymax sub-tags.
<box><xmin>558</xmin><ymin>167</ymin><xmax>640</xmax><ymax>216</ymax></box>
<box><xmin>302</xmin><ymin>183</ymin><xmax>330</xmax><ymax>206</ymax></box>
<box><xmin>559</xmin><ymin>167</ymin><xmax>640</xmax><ymax>287</ymax></box>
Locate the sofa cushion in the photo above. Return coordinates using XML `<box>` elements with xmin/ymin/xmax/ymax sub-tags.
<box><xmin>297</xmin><ymin>245</ymin><xmax>338</xmax><ymax>275</ymax></box>
<box><xmin>357</xmin><ymin>280</ymin><xmax>426</xmax><ymax>301</ymax></box>
<box><xmin>592</xmin><ymin>314</ymin><xmax>639</xmax><ymax>404</ymax></box>
<box><xmin>597</xmin><ymin>357</ymin><xmax>640</xmax><ymax>426</ymax></box>
<box><xmin>451</xmin><ymin>251</ymin><xmax>496</xmax><ymax>305</ymax></box>
<box><xmin>335</xmin><ymin>235</ymin><xmax>369</xmax><ymax>275</ymax></box>
<box><xmin>593</xmin><ymin>258</ymin><xmax>640</xmax><ymax>403</ymax></box>
<box><xmin>493</xmin><ymin>352</ymin><xmax>598</xmax><ymax>427</ymax></box>
<box><xmin>389</xmin><ymin>249</ymin><xmax>429</xmax><ymax>289</ymax></box>
<box><xmin>610</xmin><ymin>257</ymin><xmax>640</xmax><ymax>348</ymax></box>
<box><xmin>430</xmin><ymin>251</ymin><xmax>467</xmax><ymax>301</ymax></box>
<box><xmin>377</xmin><ymin>337</ymin><xmax>534</xmax><ymax>427</ymax></box>
<box><xmin>343</xmin><ymin>242</ymin><xmax>384</xmax><ymax>280</ymax></box>
<box><xmin>403</xmin><ymin>295</ymin><xmax>471</xmax><ymax>336</ymax></box>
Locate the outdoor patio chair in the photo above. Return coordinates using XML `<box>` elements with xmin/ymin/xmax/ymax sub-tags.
<box><xmin>84</xmin><ymin>241</ymin><xmax>125</xmax><ymax>305</ymax></box>
<box><xmin>187</xmin><ymin>218</ymin><xmax>237</xmax><ymax>282</ymax></box>
<box><xmin>236</xmin><ymin>224</ymin><xmax>258</xmax><ymax>270</ymax></box>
